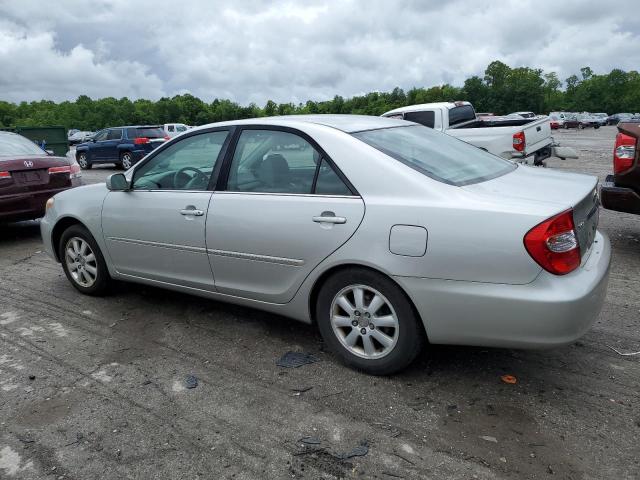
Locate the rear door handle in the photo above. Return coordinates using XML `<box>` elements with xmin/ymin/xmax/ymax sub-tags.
<box><xmin>180</xmin><ymin>208</ymin><xmax>204</xmax><ymax>216</ymax></box>
<box><xmin>313</xmin><ymin>211</ymin><xmax>346</xmax><ymax>224</ymax></box>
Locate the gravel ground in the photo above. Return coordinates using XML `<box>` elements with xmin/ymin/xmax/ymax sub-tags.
<box><xmin>1</xmin><ymin>126</ymin><xmax>639</xmax><ymax>479</ymax></box>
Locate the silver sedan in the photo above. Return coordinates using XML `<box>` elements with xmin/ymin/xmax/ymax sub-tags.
<box><xmin>40</xmin><ymin>115</ymin><xmax>611</xmax><ymax>374</ymax></box>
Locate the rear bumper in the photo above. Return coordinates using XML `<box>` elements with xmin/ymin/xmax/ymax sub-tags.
<box><xmin>395</xmin><ymin>230</ymin><xmax>611</xmax><ymax>349</ymax></box>
<box><xmin>0</xmin><ymin>184</ymin><xmax>77</xmax><ymax>222</ymax></box>
<box><xmin>600</xmin><ymin>176</ymin><xmax>640</xmax><ymax>215</ymax></box>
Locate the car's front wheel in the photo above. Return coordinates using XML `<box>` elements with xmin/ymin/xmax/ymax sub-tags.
<box><xmin>77</xmin><ymin>152</ymin><xmax>91</xmax><ymax>169</ymax></box>
<box><xmin>59</xmin><ymin>224</ymin><xmax>111</xmax><ymax>295</ymax></box>
<box><xmin>120</xmin><ymin>151</ymin><xmax>133</xmax><ymax>170</ymax></box>
<box><xmin>316</xmin><ymin>268</ymin><xmax>424</xmax><ymax>375</ymax></box>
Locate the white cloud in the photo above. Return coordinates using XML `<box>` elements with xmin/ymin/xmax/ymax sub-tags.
<box><xmin>0</xmin><ymin>0</ymin><xmax>638</xmax><ymax>104</ymax></box>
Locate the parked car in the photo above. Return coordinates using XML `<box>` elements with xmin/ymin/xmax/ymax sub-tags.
<box><xmin>600</xmin><ymin>122</ymin><xmax>640</xmax><ymax>215</ymax></box>
<box><xmin>577</xmin><ymin>114</ymin><xmax>601</xmax><ymax>129</ymax></box>
<box><xmin>561</xmin><ymin>114</ymin><xmax>581</xmax><ymax>129</ymax></box>
<box><xmin>67</xmin><ymin>129</ymin><xmax>80</xmax><ymax>138</ymax></box>
<box><xmin>508</xmin><ymin>111</ymin><xmax>537</xmax><ymax>119</ymax></box>
<box><xmin>41</xmin><ymin>115</ymin><xmax>610</xmax><ymax>374</ymax></box>
<box><xmin>382</xmin><ymin>102</ymin><xmax>577</xmax><ymax>166</ymax></box>
<box><xmin>68</xmin><ymin>131</ymin><xmax>94</xmax><ymax>145</ymax></box>
<box><xmin>164</xmin><ymin>123</ymin><xmax>189</xmax><ymax>138</ymax></box>
<box><xmin>0</xmin><ymin>131</ymin><xmax>81</xmax><ymax>222</ymax></box>
<box><xmin>75</xmin><ymin>126</ymin><xmax>167</xmax><ymax>170</ymax></box>
<box><xmin>592</xmin><ymin>113</ymin><xmax>608</xmax><ymax>127</ymax></box>
<box><xmin>607</xmin><ymin>113</ymin><xmax>633</xmax><ymax>125</ymax></box>
<box><xmin>549</xmin><ymin>114</ymin><xmax>564</xmax><ymax>129</ymax></box>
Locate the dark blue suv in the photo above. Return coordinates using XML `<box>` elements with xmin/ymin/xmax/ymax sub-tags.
<box><xmin>76</xmin><ymin>125</ymin><xmax>167</xmax><ymax>170</ymax></box>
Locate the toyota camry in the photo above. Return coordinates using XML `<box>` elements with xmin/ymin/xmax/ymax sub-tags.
<box><xmin>40</xmin><ymin>115</ymin><xmax>610</xmax><ymax>374</ymax></box>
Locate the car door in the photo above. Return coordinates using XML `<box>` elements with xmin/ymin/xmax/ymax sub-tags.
<box><xmin>101</xmin><ymin>128</ymin><xmax>232</xmax><ymax>290</ymax></box>
<box><xmin>99</xmin><ymin>128</ymin><xmax>124</xmax><ymax>161</ymax></box>
<box><xmin>206</xmin><ymin>127</ymin><xmax>365</xmax><ymax>303</ymax></box>
<box><xmin>88</xmin><ymin>130</ymin><xmax>108</xmax><ymax>160</ymax></box>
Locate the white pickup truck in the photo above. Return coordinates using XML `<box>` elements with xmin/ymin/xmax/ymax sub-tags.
<box><xmin>382</xmin><ymin>101</ymin><xmax>577</xmax><ymax>166</ymax></box>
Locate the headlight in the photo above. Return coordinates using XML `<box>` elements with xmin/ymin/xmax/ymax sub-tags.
<box><xmin>45</xmin><ymin>197</ymin><xmax>55</xmax><ymax>210</ymax></box>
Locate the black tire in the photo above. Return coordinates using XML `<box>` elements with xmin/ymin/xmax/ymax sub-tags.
<box><xmin>594</xmin><ymin>125</ymin><xmax>600</xmax><ymax>129</ymax></box>
<box><xmin>77</xmin><ymin>152</ymin><xmax>92</xmax><ymax>169</ymax></box>
<box><xmin>120</xmin><ymin>151</ymin><xmax>133</xmax><ymax>170</ymax></box>
<box><xmin>58</xmin><ymin>224</ymin><xmax>111</xmax><ymax>296</ymax></box>
<box><xmin>315</xmin><ymin>268</ymin><xmax>425</xmax><ymax>375</ymax></box>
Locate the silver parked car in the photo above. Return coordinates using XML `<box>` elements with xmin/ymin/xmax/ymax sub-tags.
<box><xmin>40</xmin><ymin>115</ymin><xmax>611</xmax><ymax>374</ymax></box>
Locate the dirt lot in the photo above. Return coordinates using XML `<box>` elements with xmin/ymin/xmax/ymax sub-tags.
<box><xmin>1</xmin><ymin>126</ymin><xmax>639</xmax><ymax>479</ymax></box>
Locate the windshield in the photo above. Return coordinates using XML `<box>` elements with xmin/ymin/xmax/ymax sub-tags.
<box><xmin>0</xmin><ymin>133</ymin><xmax>46</xmax><ymax>157</ymax></box>
<box><xmin>134</xmin><ymin>127</ymin><xmax>165</xmax><ymax>138</ymax></box>
<box><xmin>353</xmin><ymin>125</ymin><xmax>516</xmax><ymax>186</ymax></box>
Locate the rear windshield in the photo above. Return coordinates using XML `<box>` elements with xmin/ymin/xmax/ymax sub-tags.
<box><xmin>0</xmin><ymin>133</ymin><xmax>46</xmax><ymax>157</ymax></box>
<box><xmin>353</xmin><ymin>125</ymin><xmax>516</xmax><ymax>186</ymax></box>
<box><xmin>129</xmin><ymin>127</ymin><xmax>165</xmax><ymax>138</ymax></box>
<box><xmin>448</xmin><ymin>105</ymin><xmax>476</xmax><ymax>126</ymax></box>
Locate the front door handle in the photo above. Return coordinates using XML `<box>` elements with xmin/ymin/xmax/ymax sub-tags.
<box><xmin>180</xmin><ymin>207</ymin><xmax>204</xmax><ymax>216</ymax></box>
<box><xmin>313</xmin><ymin>211</ymin><xmax>346</xmax><ymax>224</ymax></box>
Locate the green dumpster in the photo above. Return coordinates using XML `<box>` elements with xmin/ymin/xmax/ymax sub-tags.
<box><xmin>14</xmin><ymin>126</ymin><xmax>69</xmax><ymax>157</ymax></box>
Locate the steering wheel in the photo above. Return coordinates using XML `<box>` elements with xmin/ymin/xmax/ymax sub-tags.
<box><xmin>173</xmin><ymin>167</ymin><xmax>209</xmax><ymax>189</ymax></box>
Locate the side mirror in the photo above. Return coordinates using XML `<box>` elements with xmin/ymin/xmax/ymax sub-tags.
<box><xmin>46</xmin><ymin>149</ymin><xmax>55</xmax><ymax>156</ymax></box>
<box><xmin>106</xmin><ymin>173</ymin><xmax>129</xmax><ymax>191</ymax></box>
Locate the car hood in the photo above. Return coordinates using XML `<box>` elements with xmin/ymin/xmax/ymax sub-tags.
<box><xmin>462</xmin><ymin>165</ymin><xmax>597</xmax><ymax>209</ymax></box>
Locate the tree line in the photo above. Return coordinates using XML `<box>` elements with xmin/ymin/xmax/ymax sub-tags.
<box><xmin>1</xmin><ymin>61</ymin><xmax>638</xmax><ymax>131</ymax></box>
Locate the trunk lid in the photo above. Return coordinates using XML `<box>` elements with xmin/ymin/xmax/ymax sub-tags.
<box><xmin>463</xmin><ymin>166</ymin><xmax>599</xmax><ymax>256</ymax></box>
<box><xmin>0</xmin><ymin>155</ymin><xmax>71</xmax><ymax>194</ymax></box>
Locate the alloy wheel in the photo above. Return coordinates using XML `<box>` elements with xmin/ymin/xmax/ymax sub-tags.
<box><xmin>121</xmin><ymin>153</ymin><xmax>132</xmax><ymax>169</ymax></box>
<box><xmin>64</xmin><ymin>237</ymin><xmax>98</xmax><ymax>287</ymax></box>
<box><xmin>78</xmin><ymin>154</ymin><xmax>87</xmax><ymax>168</ymax></box>
<box><xmin>330</xmin><ymin>284</ymin><xmax>399</xmax><ymax>359</ymax></box>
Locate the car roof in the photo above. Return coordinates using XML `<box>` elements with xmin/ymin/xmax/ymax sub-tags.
<box><xmin>103</xmin><ymin>125</ymin><xmax>163</xmax><ymax>129</ymax></box>
<box><xmin>193</xmin><ymin>114</ymin><xmax>412</xmax><ymax>134</ymax></box>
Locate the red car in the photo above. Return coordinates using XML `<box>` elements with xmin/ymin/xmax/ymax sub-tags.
<box><xmin>0</xmin><ymin>132</ymin><xmax>82</xmax><ymax>222</ymax></box>
<box><xmin>601</xmin><ymin>122</ymin><xmax>640</xmax><ymax>214</ymax></box>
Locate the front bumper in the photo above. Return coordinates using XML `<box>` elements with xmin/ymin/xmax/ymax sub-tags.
<box><xmin>600</xmin><ymin>176</ymin><xmax>640</xmax><ymax>215</ymax></box>
<box><xmin>395</xmin><ymin>230</ymin><xmax>611</xmax><ymax>349</ymax></box>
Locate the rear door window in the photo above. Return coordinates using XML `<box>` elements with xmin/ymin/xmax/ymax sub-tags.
<box><xmin>106</xmin><ymin>129</ymin><xmax>122</xmax><ymax>140</ymax></box>
<box><xmin>404</xmin><ymin>111</ymin><xmax>435</xmax><ymax>128</ymax></box>
<box><xmin>448</xmin><ymin>105</ymin><xmax>476</xmax><ymax>126</ymax></box>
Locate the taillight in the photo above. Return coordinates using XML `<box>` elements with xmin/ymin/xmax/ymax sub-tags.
<box><xmin>513</xmin><ymin>131</ymin><xmax>525</xmax><ymax>152</ymax></box>
<box><xmin>70</xmin><ymin>163</ymin><xmax>82</xmax><ymax>179</ymax></box>
<box><xmin>49</xmin><ymin>164</ymin><xmax>81</xmax><ymax>179</ymax></box>
<box><xmin>134</xmin><ymin>137</ymin><xmax>150</xmax><ymax>145</ymax></box>
<box><xmin>0</xmin><ymin>171</ymin><xmax>11</xmax><ymax>179</ymax></box>
<box><xmin>48</xmin><ymin>166</ymin><xmax>71</xmax><ymax>174</ymax></box>
<box><xmin>524</xmin><ymin>209</ymin><xmax>580</xmax><ymax>275</ymax></box>
<box><xmin>164</xmin><ymin>135</ymin><xmax>170</xmax><ymax>141</ymax></box>
<box><xmin>613</xmin><ymin>132</ymin><xmax>636</xmax><ymax>175</ymax></box>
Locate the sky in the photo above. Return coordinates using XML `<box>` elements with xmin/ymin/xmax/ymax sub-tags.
<box><xmin>0</xmin><ymin>0</ymin><xmax>639</xmax><ymax>105</ymax></box>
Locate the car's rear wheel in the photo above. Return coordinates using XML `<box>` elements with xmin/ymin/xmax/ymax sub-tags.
<box><xmin>59</xmin><ymin>224</ymin><xmax>111</xmax><ymax>296</ymax></box>
<box><xmin>316</xmin><ymin>268</ymin><xmax>424</xmax><ymax>375</ymax></box>
<box><xmin>120</xmin><ymin>151</ymin><xmax>133</xmax><ymax>170</ymax></box>
<box><xmin>77</xmin><ymin>152</ymin><xmax>91</xmax><ymax>169</ymax></box>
